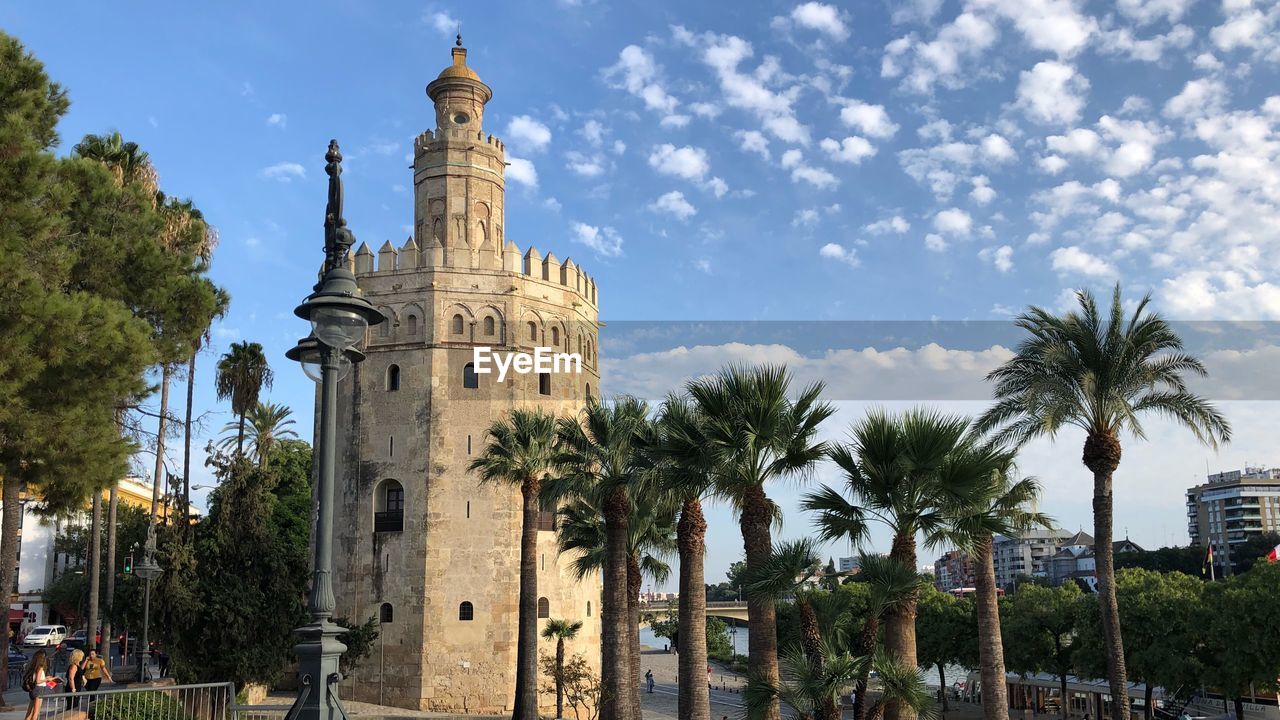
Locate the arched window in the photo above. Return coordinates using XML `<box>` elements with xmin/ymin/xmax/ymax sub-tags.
<box><xmin>551</xmin><ymin>327</ymin><xmax>560</xmax><ymax>346</ymax></box>
<box><xmin>406</xmin><ymin>314</ymin><xmax>418</xmax><ymax>336</ymax></box>
<box><xmin>459</xmin><ymin>601</ymin><xmax>474</xmax><ymax>621</ymax></box>
<box><xmin>539</xmin><ymin>373</ymin><xmax>551</xmax><ymax>396</ymax></box>
<box><xmin>452</xmin><ymin>314</ymin><xmax>465</xmax><ymax>335</ymax></box>
<box><xmin>387</xmin><ymin>365</ymin><xmax>401</xmax><ymax>392</ymax></box>
<box><xmin>527</xmin><ymin>321</ymin><xmax>537</xmax><ymax>341</ymax></box>
<box><xmin>375</xmin><ymin>480</ymin><xmax>404</xmax><ymax>532</ymax></box>
<box><xmin>537</xmin><ymin>597</ymin><xmax>550</xmax><ymax>619</ymax></box>
<box><xmin>585</xmin><ymin>383</ymin><xmax>592</xmax><ymax>401</ymax></box>
<box><xmin>483</xmin><ymin>316</ymin><xmax>495</xmax><ymax>336</ymax></box>
<box><xmin>587</xmin><ymin>601</ymin><xmax>592</xmax><ymax>617</ymax></box>
<box><xmin>463</xmin><ymin>363</ymin><xmax>479</xmax><ymax>389</ymax></box>
<box><xmin>379</xmin><ymin>603</ymin><xmax>393</xmax><ymax>624</ymax></box>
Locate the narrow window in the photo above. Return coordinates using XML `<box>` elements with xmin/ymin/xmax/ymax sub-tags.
<box><xmin>537</xmin><ymin>597</ymin><xmax>550</xmax><ymax>619</ymax></box>
<box><xmin>585</xmin><ymin>383</ymin><xmax>592</xmax><ymax>401</ymax></box>
<box><xmin>459</xmin><ymin>602</ymin><xmax>474</xmax><ymax>621</ymax></box>
<box><xmin>406</xmin><ymin>314</ymin><xmax>418</xmax><ymax>335</ymax></box>
<box><xmin>466</xmin><ymin>500</ymin><xmax>471</xmax><ymax>518</ymax></box>
<box><xmin>483</xmin><ymin>316</ymin><xmax>495</xmax><ymax>336</ymax></box>
<box><xmin>389</xmin><ymin>436</ymin><xmax>394</xmax><ymax>457</ymax></box>
<box><xmin>452</xmin><ymin>314</ymin><xmax>464</xmax><ymax>335</ymax></box>
<box><xmin>463</xmin><ymin>363</ymin><xmax>479</xmax><ymax>389</ymax></box>
<box><xmin>541</xmin><ymin>553</ymin><xmax>545</xmax><ymax>571</ymax></box>
<box><xmin>467</xmin><ymin>434</ymin><xmax>472</xmax><ymax>454</ymax></box>
<box><xmin>587</xmin><ymin>601</ymin><xmax>592</xmax><ymax>617</ymax></box>
<box><xmin>387</xmin><ymin>365</ymin><xmax>401</xmax><ymax>391</ymax></box>
<box><xmin>539</xmin><ymin>373</ymin><xmax>551</xmax><ymax>396</ymax></box>
<box><xmin>527</xmin><ymin>321</ymin><xmax>537</xmax><ymax>341</ymax></box>
<box><xmin>379</xmin><ymin>603</ymin><xmax>393</xmax><ymax>624</ymax></box>
<box><xmin>551</xmin><ymin>327</ymin><xmax>560</xmax><ymax>346</ymax></box>
<box><xmin>375</xmin><ymin>480</ymin><xmax>404</xmax><ymax>532</ymax></box>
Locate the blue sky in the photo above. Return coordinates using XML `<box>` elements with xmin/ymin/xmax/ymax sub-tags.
<box><xmin>6</xmin><ymin>0</ymin><xmax>1280</xmax><ymax>586</ymax></box>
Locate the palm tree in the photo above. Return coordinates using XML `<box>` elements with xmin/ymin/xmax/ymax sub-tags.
<box><xmin>804</xmin><ymin>408</ymin><xmax>988</xmax><ymax>720</ymax></box>
<box><xmin>215</xmin><ymin>341</ymin><xmax>274</xmax><ymax>456</ymax></box>
<box><xmin>746</xmin><ymin>646</ymin><xmax>936</xmax><ymax>720</ymax></box>
<box><xmin>72</xmin><ymin>131</ymin><xmax>159</xmax><ymax>194</ymax></box>
<box><xmin>687</xmin><ymin>364</ymin><xmax>833</xmax><ymax>720</ymax></box>
<box><xmin>654</xmin><ymin>392</ymin><xmax>716</xmax><ymax>720</ymax></box>
<box><xmin>551</xmin><ymin>396</ymin><xmax>653</xmax><ymax>720</ymax></box>
<box><xmin>844</xmin><ymin>554</ymin><xmax>927</xmax><ymax>720</ymax></box>
<box><xmin>219</xmin><ymin>401</ymin><xmax>298</xmax><ymax>467</ymax></box>
<box><xmin>469</xmin><ymin>408</ymin><xmax>559</xmax><ymax>720</ymax></box>
<box><xmin>975</xmin><ymin>286</ymin><xmax>1230</xmax><ymax>720</ymax></box>
<box><xmin>944</xmin><ymin>453</ymin><xmax>1051</xmax><ymax>720</ymax></box>
<box><xmin>542</xmin><ymin>618</ymin><xmax>583</xmax><ymax>720</ymax></box>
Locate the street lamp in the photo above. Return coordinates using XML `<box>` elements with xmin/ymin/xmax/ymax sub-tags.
<box><xmin>135</xmin><ymin>528</ymin><xmax>163</xmax><ymax>681</ymax></box>
<box><xmin>284</xmin><ymin>140</ymin><xmax>384</xmax><ymax>720</ymax></box>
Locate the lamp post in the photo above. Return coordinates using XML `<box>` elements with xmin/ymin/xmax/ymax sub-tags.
<box><xmin>134</xmin><ymin>528</ymin><xmax>162</xmax><ymax>681</ymax></box>
<box><xmin>285</xmin><ymin>140</ymin><xmax>384</xmax><ymax>720</ymax></box>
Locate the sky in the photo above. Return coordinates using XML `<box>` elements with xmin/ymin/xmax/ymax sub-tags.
<box><xmin>5</xmin><ymin>0</ymin><xmax>1280</xmax><ymax>589</ymax></box>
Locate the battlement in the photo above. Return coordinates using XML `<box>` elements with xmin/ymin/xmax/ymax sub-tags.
<box><xmin>353</xmin><ymin>237</ymin><xmax>598</xmax><ymax>308</ymax></box>
<box><xmin>414</xmin><ymin>129</ymin><xmax>506</xmax><ymax>155</ymax></box>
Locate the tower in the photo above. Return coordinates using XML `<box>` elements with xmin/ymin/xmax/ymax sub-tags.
<box><xmin>332</xmin><ymin>39</ymin><xmax>602</xmax><ymax>715</ymax></box>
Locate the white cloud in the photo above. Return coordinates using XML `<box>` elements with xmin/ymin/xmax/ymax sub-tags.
<box><xmin>793</xmin><ymin>208</ymin><xmax>820</xmax><ymax>227</ymax></box>
<box><xmin>648</xmin><ymin>144</ymin><xmax>711</xmax><ymax>181</ymax></box>
<box><xmin>791</xmin><ymin>165</ymin><xmax>840</xmax><ymax>189</ymax></box>
<box><xmin>1016</xmin><ymin>61</ymin><xmax>1089</xmax><ymax>125</ymax></box>
<box><xmin>571</xmin><ymin>222</ymin><xmax>623</xmax><ymax>257</ymax></box>
<box><xmin>1046</xmin><ymin>127</ymin><xmax>1103</xmax><ymax>157</ymax></box>
<box><xmin>820</xmin><ymin>136</ymin><xmax>876</xmax><ymax>164</ymax></box>
<box><xmin>865</xmin><ymin>216</ymin><xmax>911</xmax><ymax>234</ymax></box>
<box><xmin>925</xmin><ymin>233</ymin><xmax>948</xmax><ymax>252</ymax></box>
<box><xmin>933</xmin><ymin>207</ymin><xmax>973</xmax><ymax>236</ymax></box>
<box><xmin>506</xmin><ymin>157</ymin><xmax>538</xmax><ymax>188</ymax></box>
<box><xmin>650</xmin><ymin>191</ymin><xmax>697</xmax><ymax>220</ymax></box>
<box><xmin>266</xmin><ymin>113</ymin><xmax>287</xmax><ymax>129</ymax></box>
<box><xmin>819</xmin><ymin>243</ymin><xmax>861</xmax><ymax>267</ymax></box>
<box><xmin>689</xmin><ymin>102</ymin><xmax>721</xmax><ymax>118</ymax></box>
<box><xmin>781</xmin><ymin>149</ymin><xmax>803</xmax><ymax>169</ymax></box>
<box><xmin>979</xmin><ymin>133</ymin><xmax>1015</xmax><ymax>162</ymax></box>
<box><xmin>974</xmin><ymin>0</ymin><xmax>1097</xmax><ymax>57</ymax></box>
<box><xmin>838</xmin><ymin>100</ymin><xmax>898</xmax><ymax>139</ymax></box>
<box><xmin>1116</xmin><ymin>0</ymin><xmax>1192</xmax><ymax>25</ymax></box>
<box><xmin>980</xmin><ymin>244</ymin><xmax>1014</xmax><ymax>272</ymax></box>
<box><xmin>1050</xmin><ymin>245</ymin><xmax>1115</xmax><ymax>276</ymax></box>
<box><xmin>505</xmin><ymin>115</ymin><xmax>552</xmax><ymax>153</ymax></box>
<box><xmin>1210</xmin><ymin>3</ymin><xmax>1279</xmax><ymax>54</ymax></box>
<box><xmin>887</xmin><ymin>12</ymin><xmax>999</xmax><ymax>93</ymax></box>
<box><xmin>260</xmin><ymin>162</ymin><xmax>305</xmax><ymax>183</ymax></box>
<box><xmin>581</xmin><ymin>119</ymin><xmax>606</xmax><ymax>147</ymax></box>
<box><xmin>1159</xmin><ymin>271</ymin><xmax>1280</xmax><ymax>319</ymax></box>
<box><xmin>970</xmin><ymin>175</ymin><xmax>996</xmax><ymax>205</ymax></box>
<box><xmin>1098</xmin><ymin>24</ymin><xmax>1194</xmax><ymax>63</ymax></box>
<box><xmin>735</xmin><ymin>130</ymin><xmax>771</xmax><ymax>160</ymax></box>
<box><xmin>565</xmin><ymin>151</ymin><xmax>606</xmax><ymax>177</ymax></box>
<box><xmin>790</xmin><ymin>2</ymin><xmax>850</xmax><ymax>40</ymax></box>
<box><xmin>613</xmin><ymin>140</ymin><xmax>627</xmax><ymax>155</ymax></box>
<box><xmin>427</xmin><ymin>11</ymin><xmax>457</xmax><ymax>36</ymax></box>
<box><xmin>1164</xmin><ymin>78</ymin><xmax>1229</xmax><ymax>121</ymax></box>
<box><xmin>604</xmin><ymin>45</ymin><xmax>682</xmax><ymax>123</ymax></box>
<box><xmin>705</xmin><ymin>177</ymin><xmax>729</xmax><ymax>198</ymax></box>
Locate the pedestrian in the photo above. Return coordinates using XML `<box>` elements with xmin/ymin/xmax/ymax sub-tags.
<box><xmin>645</xmin><ymin>669</ymin><xmax>655</xmax><ymax>693</ymax></box>
<box><xmin>65</xmin><ymin>648</ymin><xmax>84</xmax><ymax>707</ymax></box>
<box><xmin>82</xmin><ymin>649</ymin><xmax>113</xmax><ymax>692</ymax></box>
<box><xmin>157</xmin><ymin>649</ymin><xmax>170</xmax><ymax>678</ymax></box>
<box><xmin>23</xmin><ymin>650</ymin><xmax>62</xmax><ymax>720</ymax></box>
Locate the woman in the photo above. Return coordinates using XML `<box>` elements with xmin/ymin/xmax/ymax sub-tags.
<box><xmin>65</xmin><ymin>648</ymin><xmax>85</xmax><ymax>706</ymax></box>
<box><xmin>22</xmin><ymin>650</ymin><xmax>62</xmax><ymax>720</ymax></box>
<box><xmin>81</xmin><ymin>649</ymin><xmax>113</xmax><ymax>692</ymax></box>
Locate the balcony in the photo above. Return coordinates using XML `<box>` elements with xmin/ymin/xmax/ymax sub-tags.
<box><xmin>375</xmin><ymin>510</ymin><xmax>404</xmax><ymax>532</ymax></box>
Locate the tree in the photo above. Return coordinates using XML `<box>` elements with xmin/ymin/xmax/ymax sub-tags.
<box><xmin>805</xmin><ymin>409</ymin><xmax>988</xmax><ymax>720</ymax></box>
<box><xmin>219</xmin><ymin>401</ymin><xmax>299</xmax><ymax>467</ymax></box>
<box><xmin>469</xmin><ymin>408</ymin><xmax>559</xmax><ymax>720</ymax></box>
<box><xmin>1228</xmin><ymin>531</ymin><xmax>1280</xmax><ymax>575</ymax></box>
<box><xmin>687</xmin><ymin>364</ymin><xmax>834</xmax><ymax>720</ymax></box>
<box><xmin>215</xmin><ymin>342</ymin><xmax>274</xmax><ymax>456</ymax></box>
<box><xmin>1002</xmin><ymin>582</ymin><xmax>1084</xmax><ymax>717</ymax></box>
<box><xmin>335</xmin><ymin>616</ymin><xmax>380</xmax><ymax>674</ymax></box>
<box><xmin>1074</xmin><ymin>569</ymin><xmax>1205</xmax><ymax>720</ymax></box>
<box><xmin>976</xmin><ymin>286</ymin><xmax>1231</xmax><ymax>720</ymax></box>
<box><xmin>542</xmin><ymin>618</ymin><xmax>583</xmax><ymax>720</ymax></box>
<box><xmin>1114</xmin><ymin>545</ymin><xmax>1204</xmax><ymax>576</ymax></box>
<box><xmin>841</xmin><ymin>553</ymin><xmax>927</xmax><ymax>720</ymax></box>
<box><xmin>746</xmin><ymin>647</ymin><xmax>936</xmax><ymax>720</ymax></box>
<box><xmin>944</xmin><ymin>456</ymin><xmax>1050</xmax><ymax>720</ymax></box>
<box><xmin>550</xmin><ymin>396</ymin><xmax>653</xmax><ymax>720</ymax></box>
<box><xmin>916</xmin><ymin>587</ymin><xmax>974</xmax><ymax>715</ymax></box>
<box><xmin>1198</xmin><ymin>563</ymin><xmax>1280</xmax><ymax>720</ymax></box>
<box><xmin>539</xmin><ymin>652</ymin><xmax>603</xmax><ymax>720</ymax></box>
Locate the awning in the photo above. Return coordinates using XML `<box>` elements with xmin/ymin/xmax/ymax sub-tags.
<box><xmin>8</xmin><ymin>609</ymin><xmax>22</xmax><ymax>623</ymax></box>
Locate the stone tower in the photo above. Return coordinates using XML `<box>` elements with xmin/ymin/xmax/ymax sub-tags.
<box><xmin>331</xmin><ymin>38</ymin><xmax>603</xmax><ymax>715</ymax></box>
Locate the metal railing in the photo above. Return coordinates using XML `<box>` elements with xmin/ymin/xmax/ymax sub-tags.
<box><xmin>373</xmin><ymin>510</ymin><xmax>403</xmax><ymax>532</ymax></box>
<box><xmin>27</xmin><ymin>681</ymin><xmax>272</xmax><ymax>720</ymax></box>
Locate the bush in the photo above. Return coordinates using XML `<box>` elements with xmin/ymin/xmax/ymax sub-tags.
<box><xmin>94</xmin><ymin>691</ymin><xmax>197</xmax><ymax>720</ymax></box>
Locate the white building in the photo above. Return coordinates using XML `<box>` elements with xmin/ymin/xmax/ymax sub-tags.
<box><xmin>992</xmin><ymin>528</ymin><xmax>1073</xmax><ymax>589</ymax></box>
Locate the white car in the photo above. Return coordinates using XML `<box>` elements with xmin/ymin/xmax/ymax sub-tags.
<box><xmin>23</xmin><ymin>625</ymin><xmax>67</xmax><ymax>647</ymax></box>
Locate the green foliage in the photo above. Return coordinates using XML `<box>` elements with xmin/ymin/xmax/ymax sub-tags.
<box><xmin>1001</xmin><ymin>582</ymin><xmax>1083</xmax><ymax>680</ymax></box>
<box><xmin>1201</xmin><ymin>562</ymin><xmax>1280</xmax><ymax>702</ymax></box>
<box><xmin>95</xmin><ymin>691</ymin><xmax>196</xmax><ymax>720</ymax></box>
<box><xmin>705</xmin><ymin>616</ymin><xmax>734</xmax><ymax>661</ymax></box>
<box><xmin>1114</xmin><ymin>545</ymin><xmax>1205</xmax><ymax>576</ymax></box>
<box><xmin>41</xmin><ymin>504</ymin><xmax>150</xmax><ymax>627</ymax></box>
<box><xmin>539</xmin><ymin>652</ymin><xmax>602</xmax><ymax>720</ymax></box>
<box><xmin>218</xmin><ymin>402</ymin><xmax>298</xmax><ymax>467</ymax></box>
<box><xmin>1228</xmin><ymin>532</ymin><xmax>1280</xmax><ymax>575</ymax></box>
<box><xmin>916</xmin><ymin>586</ymin><xmax>977</xmax><ymax>675</ymax></box>
<box><xmin>335</xmin><ymin>616</ymin><xmax>379</xmax><ymax>674</ymax></box>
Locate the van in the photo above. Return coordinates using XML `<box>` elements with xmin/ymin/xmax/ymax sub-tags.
<box><xmin>22</xmin><ymin>625</ymin><xmax>67</xmax><ymax>647</ymax></box>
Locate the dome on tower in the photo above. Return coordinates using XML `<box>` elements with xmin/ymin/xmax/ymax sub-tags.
<box><xmin>426</xmin><ymin>35</ymin><xmax>492</xmax><ymax>106</ymax></box>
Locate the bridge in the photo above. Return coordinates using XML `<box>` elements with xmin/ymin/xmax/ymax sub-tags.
<box><xmin>638</xmin><ymin>600</ymin><xmax>750</xmax><ymax>623</ymax></box>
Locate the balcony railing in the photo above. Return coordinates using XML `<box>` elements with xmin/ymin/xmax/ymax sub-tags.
<box><xmin>375</xmin><ymin>510</ymin><xmax>404</xmax><ymax>532</ymax></box>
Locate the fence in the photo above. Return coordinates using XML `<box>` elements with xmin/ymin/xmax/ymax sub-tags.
<box><xmin>27</xmin><ymin>681</ymin><xmax>293</xmax><ymax>720</ymax></box>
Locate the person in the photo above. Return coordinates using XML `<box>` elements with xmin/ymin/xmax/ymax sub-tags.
<box><xmin>22</xmin><ymin>650</ymin><xmax>62</xmax><ymax>720</ymax></box>
<box><xmin>645</xmin><ymin>669</ymin><xmax>655</xmax><ymax>693</ymax></box>
<box><xmin>65</xmin><ymin>648</ymin><xmax>84</xmax><ymax>707</ymax></box>
<box><xmin>82</xmin><ymin>649</ymin><xmax>113</xmax><ymax>692</ymax></box>
<box><xmin>157</xmin><ymin>649</ymin><xmax>170</xmax><ymax>678</ymax></box>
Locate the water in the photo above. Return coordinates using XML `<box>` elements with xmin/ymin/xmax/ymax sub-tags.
<box><xmin>640</xmin><ymin>620</ymin><xmax>750</xmax><ymax>657</ymax></box>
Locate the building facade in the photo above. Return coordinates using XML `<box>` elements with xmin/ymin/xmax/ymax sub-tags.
<box><xmin>933</xmin><ymin>549</ymin><xmax>975</xmax><ymax>592</ymax></box>
<box><xmin>992</xmin><ymin>528</ymin><xmax>1073</xmax><ymax>589</ymax></box>
<box><xmin>330</xmin><ymin>42</ymin><xmax>603</xmax><ymax>715</ymax></box>
<box><xmin>1187</xmin><ymin>467</ymin><xmax>1280</xmax><ymax>570</ymax></box>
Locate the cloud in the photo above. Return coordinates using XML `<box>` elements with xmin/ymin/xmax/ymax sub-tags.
<box><xmin>1116</xmin><ymin>0</ymin><xmax>1192</xmax><ymax>25</ymax></box>
<box><xmin>1050</xmin><ymin>246</ymin><xmax>1115</xmax><ymax>277</ymax></box>
<box><xmin>650</xmin><ymin>191</ymin><xmax>697</xmax><ymax>220</ymax></box>
<box><xmin>1164</xmin><ymin>79</ymin><xmax>1229</xmax><ymax>121</ymax></box>
<box><xmin>581</xmin><ymin>119</ymin><xmax>606</xmax><ymax>147</ymax></box>
<box><xmin>266</xmin><ymin>113</ymin><xmax>287</xmax><ymax>129</ymax></box>
<box><xmin>648</xmin><ymin>144</ymin><xmax>711</xmax><ymax>182</ymax></box>
<box><xmin>865</xmin><ymin>216</ymin><xmax>910</xmax><ymax>234</ymax></box>
<box><xmin>505</xmin><ymin>115</ymin><xmax>552</xmax><ymax>153</ymax></box>
<box><xmin>427</xmin><ymin>11</ymin><xmax>458</xmax><ymax>36</ymax></box>
<box><xmin>604</xmin><ymin>45</ymin><xmax>683</xmax><ymax>124</ymax></box>
<box><xmin>820</xmin><ymin>136</ymin><xmax>876</xmax><ymax>164</ymax></box>
<box><xmin>735</xmin><ymin>130</ymin><xmax>771</xmax><ymax>160</ymax></box>
<box><xmin>819</xmin><ymin>243</ymin><xmax>861</xmax><ymax>267</ymax></box>
<box><xmin>1016</xmin><ymin>61</ymin><xmax>1089</xmax><ymax>125</ymax></box>
<box><xmin>933</xmin><ymin>207</ymin><xmax>973</xmax><ymax>236</ymax></box>
<box><xmin>976</xmin><ymin>0</ymin><xmax>1097</xmax><ymax>57</ymax></box>
<box><xmin>793</xmin><ymin>208</ymin><xmax>820</xmax><ymax>227</ymax></box>
<box><xmin>838</xmin><ymin>100</ymin><xmax>898</xmax><ymax>138</ymax></box>
<box><xmin>506</xmin><ymin>157</ymin><xmax>538</xmax><ymax>188</ymax></box>
<box><xmin>884</xmin><ymin>12</ymin><xmax>999</xmax><ymax>93</ymax></box>
<box><xmin>970</xmin><ymin>175</ymin><xmax>996</xmax><ymax>205</ymax></box>
<box><xmin>789</xmin><ymin>2</ymin><xmax>850</xmax><ymax>40</ymax></box>
<box><xmin>260</xmin><ymin>162</ymin><xmax>305</xmax><ymax>182</ymax></box>
<box><xmin>979</xmin><ymin>133</ymin><xmax>1015</xmax><ymax>162</ymax></box>
<box><xmin>925</xmin><ymin>233</ymin><xmax>948</xmax><ymax>252</ymax></box>
<box><xmin>565</xmin><ymin>151</ymin><xmax>607</xmax><ymax>177</ymax></box>
<box><xmin>571</xmin><ymin>222</ymin><xmax>623</xmax><ymax>257</ymax></box>
<box><xmin>980</xmin><ymin>244</ymin><xmax>1014</xmax><ymax>272</ymax></box>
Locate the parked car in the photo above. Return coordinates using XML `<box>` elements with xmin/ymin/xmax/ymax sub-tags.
<box><xmin>22</xmin><ymin>625</ymin><xmax>67</xmax><ymax>647</ymax></box>
<box><xmin>7</xmin><ymin>647</ymin><xmax>27</xmax><ymax>665</ymax></box>
<box><xmin>64</xmin><ymin>629</ymin><xmax>101</xmax><ymax>649</ymax></box>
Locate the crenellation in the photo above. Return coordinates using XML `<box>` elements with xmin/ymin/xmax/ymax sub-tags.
<box><xmin>400</xmin><ymin>237</ymin><xmax>420</xmax><ymax>270</ymax></box>
<box><xmin>542</xmin><ymin>252</ymin><xmax>559</xmax><ymax>283</ymax></box>
<box><xmin>378</xmin><ymin>240</ymin><xmax>399</xmax><ymax>273</ymax></box>
<box><xmin>354</xmin><ymin>242</ymin><xmax>375</xmax><ymax>275</ymax></box>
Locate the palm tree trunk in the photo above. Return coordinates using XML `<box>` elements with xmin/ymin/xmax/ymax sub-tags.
<box><xmin>87</xmin><ymin>492</ymin><xmax>102</xmax><ymax>654</ymax></box>
<box><xmin>1144</xmin><ymin>684</ymin><xmax>1153</xmax><ymax>720</ymax></box>
<box><xmin>677</xmin><ymin>496</ymin><xmax>709</xmax><ymax>720</ymax></box>
<box><xmin>556</xmin><ymin>638</ymin><xmax>566</xmax><ymax>720</ymax></box>
<box><xmin>885</xmin><ymin>532</ymin><xmax>920</xmax><ymax>720</ymax></box>
<box><xmin>151</xmin><ymin>364</ymin><xmax>171</xmax><ymax>522</ymax></box>
<box><xmin>512</xmin><ymin>477</ymin><xmax>541</xmax><ymax>720</ymax></box>
<box><xmin>1084</xmin><ymin>432</ymin><xmax>1129</xmax><ymax>720</ymax></box>
<box><xmin>798</xmin><ymin>597</ymin><xmax>835</xmax><ymax>720</ymax></box>
<box><xmin>182</xmin><ymin>352</ymin><xmax>196</xmax><ymax>531</ymax></box>
<box><xmin>237</xmin><ymin>412</ymin><xmax>246</xmax><ymax>456</ymax></box>
<box><xmin>601</xmin><ymin>487</ymin><xmax>634</xmax><ymax>720</ymax></box>
<box><xmin>627</xmin><ymin>552</ymin><xmax>643</xmax><ymax>719</ymax></box>
<box><xmin>0</xmin><ymin>477</ymin><xmax>21</xmax><ymax>690</ymax></box>
<box><xmin>741</xmin><ymin>483</ymin><xmax>780</xmax><ymax>720</ymax></box>
<box><xmin>854</xmin><ymin>616</ymin><xmax>879</xmax><ymax>720</ymax></box>
<box><xmin>974</xmin><ymin>534</ymin><xmax>1009</xmax><ymax>720</ymax></box>
<box><xmin>100</xmin><ymin>485</ymin><xmax>118</xmax><ymax>661</ymax></box>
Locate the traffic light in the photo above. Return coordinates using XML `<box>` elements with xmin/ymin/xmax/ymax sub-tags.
<box><xmin>124</xmin><ymin>555</ymin><xmax>133</xmax><ymax>574</ymax></box>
